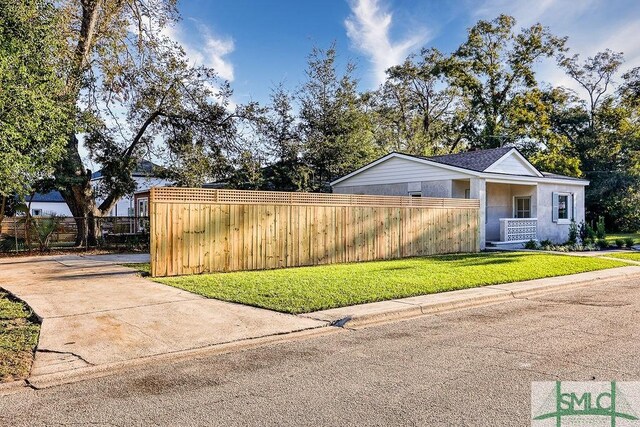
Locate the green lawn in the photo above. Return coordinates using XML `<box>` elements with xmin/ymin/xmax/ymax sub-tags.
<box><xmin>600</xmin><ymin>252</ymin><xmax>640</xmax><ymax>262</ymax></box>
<box><xmin>606</xmin><ymin>232</ymin><xmax>640</xmax><ymax>244</ymax></box>
<box><xmin>0</xmin><ymin>291</ymin><xmax>40</xmax><ymax>382</ymax></box>
<box><xmin>134</xmin><ymin>252</ymin><xmax>626</xmax><ymax>314</ymax></box>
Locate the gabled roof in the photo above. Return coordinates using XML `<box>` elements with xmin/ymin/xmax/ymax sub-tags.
<box><xmin>330</xmin><ymin>147</ymin><xmax>588</xmax><ymax>186</ymax></box>
<box><xmin>26</xmin><ymin>191</ymin><xmax>66</xmax><ymax>203</ymax></box>
<box><xmin>91</xmin><ymin>160</ymin><xmax>163</xmax><ymax>180</ymax></box>
<box><xmin>425</xmin><ymin>147</ymin><xmax>513</xmax><ymax>172</ymax></box>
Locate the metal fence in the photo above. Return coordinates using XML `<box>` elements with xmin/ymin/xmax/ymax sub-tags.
<box><xmin>0</xmin><ymin>216</ymin><xmax>150</xmax><ymax>252</ymax></box>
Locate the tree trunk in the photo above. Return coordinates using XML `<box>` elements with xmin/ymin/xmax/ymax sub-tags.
<box><xmin>60</xmin><ymin>183</ymin><xmax>101</xmax><ymax>247</ymax></box>
<box><xmin>56</xmin><ymin>134</ymin><xmax>101</xmax><ymax>247</ymax></box>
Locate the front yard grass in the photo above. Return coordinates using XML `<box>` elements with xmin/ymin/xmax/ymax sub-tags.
<box><xmin>599</xmin><ymin>252</ymin><xmax>640</xmax><ymax>262</ymax></box>
<box><xmin>0</xmin><ymin>291</ymin><xmax>40</xmax><ymax>382</ymax></box>
<box><xmin>606</xmin><ymin>232</ymin><xmax>640</xmax><ymax>245</ymax></box>
<box><xmin>138</xmin><ymin>252</ymin><xmax>626</xmax><ymax>314</ymax></box>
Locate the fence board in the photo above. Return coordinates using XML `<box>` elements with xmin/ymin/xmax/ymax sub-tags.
<box><xmin>149</xmin><ymin>188</ymin><xmax>480</xmax><ymax>277</ymax></box>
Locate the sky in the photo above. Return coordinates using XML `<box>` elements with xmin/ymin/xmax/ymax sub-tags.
<box><xmin>168</xmin><ymin>0</ymin><xmax>640</xmax><ymax>104</ymax></box>
<box><xmin>81</xmin><ymin>0</ymin><xmax>640</xmax><ymax>169</ymax></box>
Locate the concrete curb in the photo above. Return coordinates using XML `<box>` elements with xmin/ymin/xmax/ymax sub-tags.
<box><xmin>21</xmin><ymin>324</ymin><xmax>339</xmax><ymax>392</ymax></box>
<box><xmin>301</xmin><ymin>266</ymin><xmax>640</xmax><ymax>329</ymax></box>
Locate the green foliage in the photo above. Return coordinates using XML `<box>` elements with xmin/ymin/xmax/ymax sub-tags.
<box><xmin>29</xmin><ymin>214</ymin><xmax>64</xmax><ymax>252</ymax></box>
<box><xmin>615</xmin><ymin>238</ymin><xmax>625</xmax><ymax>248</ymax></box>
<box><xmin>298</xmin><ymin>44</ymin><xmax>381</xmax><ymax>190</ymax></box>
<box><xmin>596</xmin><ymin>216</ymin><xmax>607</xmax><ymax>239</ymax></box>
<box><xmin>579</xmin><ymin>221</ymin><xmax>596</xmax><ymax>243</ymax></box>
<box><xmin>443</xmin><ymin>15</ymin><xmax>566</xmax><ymax>148</ymax></box>
<box><xmin>0</xmin><ymin>0</ymin><xmax>71</xmax><ymax>197</ymax></box>
<box><xmin>539</xmin><ymin>239</ymin><xmax>553</xmax><ymax>247</ymax></box>
<box><xmin>567</xmin><ymin>221</ymin><xmax>579</xmax><ymax>245</ymax></box>
<box><xmin>524</xmin><ymin>239</ymin><xmax>539</xmax><ymax>249</ymax></box>
<box><xmin>624</xmin><ymin>237</ymin><xmax>635</xmax><ymax>248</ymax></box>
<box><xmin>596</xmin><ymin>239</ymin><xmax>609</xmax><ymax>249</ymax></box>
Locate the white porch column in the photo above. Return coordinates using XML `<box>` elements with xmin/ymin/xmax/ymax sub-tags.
<box><xmin>470</xmin><ymin>178</ymin><xmax>486</xmax><ymax>250</ymax></box>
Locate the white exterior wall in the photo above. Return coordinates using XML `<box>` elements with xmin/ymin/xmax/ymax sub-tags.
<box><xmin>331</xmin><ymin>153</ymin><xmax>587</xmax><ymax>246</ymax></box>
<box><xmin>485</xmin><ymin>155</ymin><xmax>537</xmax><ymax>176</ymax></box>
<box><xmin>94</xmin><ymin>176</ymin><xmax>171</xmax><ymax>217</ymax></box>
<box><xmin>451</xmin><ymin>180</ymin><xmax>470</xmax><ymax>198</ymax></box>
<box><xmin>536</xmin><ymin>182</ymin><xmax>585</xmax><ymax>243</ymax></box>
<box><xmin>28</xmin><ymin>202</ymin><xmax>72</xmax><ymax>216</ymax></box>
<box><xmin>332</xmin><ymin>157</ymin><xmax>471</xmax><ymax>187</ymax></box>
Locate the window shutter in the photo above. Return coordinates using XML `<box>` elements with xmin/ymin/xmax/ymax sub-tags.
<box><xmin>572</xmin><ymin>193</ymin><xmax>577</xmax><ymax>221</ymax></box>
<box><xmin>552</xmin><ymin>192</ymin><xmax>559</xmax><ymax>222</ymax></box>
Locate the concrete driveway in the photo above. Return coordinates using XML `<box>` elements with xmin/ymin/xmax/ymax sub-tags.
<box><xmin>0</xmin><ymin>254</ymin><xmax>325</xmax><ymax>378</ymax></box>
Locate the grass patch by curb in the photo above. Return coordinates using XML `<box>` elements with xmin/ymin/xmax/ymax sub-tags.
<box><xmin>599</xmin><ymin>252</ymin><xmax>640</xmax><ymax>262</ymax></box>
<box><xmin>132</xmin><ymin>252</ymin><xmax>626</xmax><ymax>314</ymax></box>
<box><xmin>0</xmin><ymin>291</ymin><xmax>40</xmax><ymax>382</ymax></box>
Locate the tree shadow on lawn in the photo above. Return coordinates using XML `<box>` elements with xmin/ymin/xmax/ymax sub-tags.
<box><xmin>417</xmin><ymin>252</ymin><xmax>526</xmax><ymax>267</ymax></box>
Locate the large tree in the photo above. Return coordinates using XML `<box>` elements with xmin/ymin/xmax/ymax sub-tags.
<box><xmin>0</xmin><ymin>0</ymin><xmax>71</xmax><ymax>221</ymax></box>
<box><xmin>52</xmin><ymin>0</ymin><xmax>251</xmax><ymax>245</ymax></box>
<box><xmin>444</xmin><ymin>14</ymin><xmax>566</xmax><ymax>148</ymax></box>
<box><xmin>372</xmin><ymin>48</ymin><xmax>471</xmax><ymax>156</ymax></box>
<box><xmin>557</xmin><ymin>49</ymin><xmax>640</xmax><ymax>229</ymax></box>
<box><xmin>298</xmin><ymin>44</ymin><xmax>380</xmax><ymax>191</ymax></box>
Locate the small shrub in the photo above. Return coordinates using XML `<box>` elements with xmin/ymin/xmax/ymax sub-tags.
<box><xmin>539</xmin><ymin>239</ymin><xmax>553</xmax><ymax>247</ymax></box>
<box><xmin>615</xmin><ymin>239</ymin><xmax>625</xmax><ymax>248</ymax></box>
<box><xmin>567</xmin><ymin>221</ymin><xmax>578</xmax><ymax>245</ymax></box>
<box><xmin>0</xmin><ymin>236</ymin><xmax>26</xmax><ymax>252</ymax></box>
<box><xmin>579</xmin><ymin>221</ymin><xmax>596</xmax><ymax>243</ymax></box>
<box><xmin>596</xmin><ymin>216</ymin><xmax>606</xmax><ymax>239</ymax></box>
<box><xmin>624</xmin><ymin>237</ymin><xmax>635</xmax><ymax>248</ymax></box>
<box><xmin>596</xmin><ymin>239</ymin><xmax>609</xmax><ymax>250</ymax></box>
<box><xmin>524</xmin><ymin>239</ymin><xmax>539</xmax><ymax>250</ymax></box>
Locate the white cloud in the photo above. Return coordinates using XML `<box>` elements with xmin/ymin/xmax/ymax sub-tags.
<box><xmin>345</xmin><ymin>0</ymin><xmax>428</xmax><ymax>86</ymax></box>
<box><xmin>161</xmin><ymin>21</ymin><xmax>235</xmax><ymax>81</ymax></box>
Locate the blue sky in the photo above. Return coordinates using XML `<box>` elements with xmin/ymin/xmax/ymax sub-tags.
<box><xmin>167</xmin><ymin>0</ymin><xmax>640</xmax><ymax>104</ymax></box>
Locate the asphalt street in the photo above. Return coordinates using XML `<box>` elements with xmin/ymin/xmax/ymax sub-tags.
<box><xmin>1</xmin><ymin>276</ymin><xmax>639</xmax><ymax>426</ymax></box>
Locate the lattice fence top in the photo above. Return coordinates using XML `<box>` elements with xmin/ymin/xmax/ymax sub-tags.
<box><xmin>150</xmin><ymin>187</ymin><xmax>479</xmax><ymax>209</ymax></box>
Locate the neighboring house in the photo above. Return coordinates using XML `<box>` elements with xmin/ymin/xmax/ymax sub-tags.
<box><xmin>25</xmin><ymin>191</ymin><xmax>72</xmax><ymax>217</ymax></box>
<box><xmin>331</xmin><ymin>147</ymin><xmax>589</xmax><ymax>248</ymax></box>
<box><xmin>27</xmin><ymin>160</ymin><xmax>172</xmax><ymax>217</ymax></box>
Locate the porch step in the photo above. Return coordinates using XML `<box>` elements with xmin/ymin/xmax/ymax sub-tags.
<box><xmin>486</xmin><ymin>240</ymin><xmax>529</xmax><ymax>250</ymax></box>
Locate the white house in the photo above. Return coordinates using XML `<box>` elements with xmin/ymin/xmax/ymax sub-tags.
<box><xmin>330</xmin><ymin>147</ymin><xmax>589</xmax><ymax>248</ymax></box>
<box><xmin>27</xmin><ymin>160</ymin><xmax>171</xmax><ymax>217</ymax></box>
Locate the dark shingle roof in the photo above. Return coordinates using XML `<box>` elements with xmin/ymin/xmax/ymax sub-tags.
<box><xmin>423</xmin><ymin>147</ymin><xmax>514</xmax><ymax>172</ymax></box>
<box><xmin>26</xmin><ymin>191</ymin><xmax>66</xmax><ymax>203</ymax></box>
<box><xmin>91</xmin><ymin>160</ymin><xmax>162</xmax><ymax>180</ymax></box>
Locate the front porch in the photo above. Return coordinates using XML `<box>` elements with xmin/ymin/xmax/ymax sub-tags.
<box><xmin>484</xmin><ymin>181</ymin><xmax>538</xmax><ymax>246</ymax></box>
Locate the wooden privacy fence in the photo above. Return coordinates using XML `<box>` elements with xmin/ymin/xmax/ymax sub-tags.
<box><xmin>150</xmin><ymin>187</ymin><xmax>480</xmax><ymax>277</ymax></box>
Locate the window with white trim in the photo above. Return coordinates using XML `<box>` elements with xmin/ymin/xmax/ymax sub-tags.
<box><xmin>514</xmin><ymin>197</ymin><xmax>531</xmax><ymax>218</ymax></box>
<box><xmin>552</xmin><ymin>192</ymin><xmax>574</xmax><ymax>223</ymax></box>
